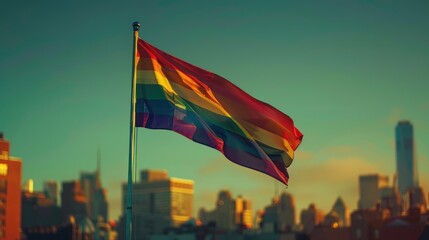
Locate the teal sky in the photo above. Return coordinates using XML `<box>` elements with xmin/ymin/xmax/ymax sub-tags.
<box><xmin>1</xmin><ymin>1</ymin><xmax>428</xmax><ymax>221</ymax></box>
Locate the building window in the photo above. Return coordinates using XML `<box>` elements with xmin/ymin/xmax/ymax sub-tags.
<box><xmin>0</xmin><ymin>164</ymin><xmax>7</xmax><ymax>176</ymax></box>
<box><xmin>0</xmin><ymin>180</ymin><xmax>6</xmax><ymax>194</ymax></box>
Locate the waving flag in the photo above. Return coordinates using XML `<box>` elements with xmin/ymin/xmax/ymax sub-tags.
<box><xmin>135</xmin><ymin>39</ymin><xmax>303</xmax><ymax>185</ymax></box>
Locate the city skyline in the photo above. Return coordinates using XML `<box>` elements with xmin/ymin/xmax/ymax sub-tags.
<box><xmin>1</xmin><ymin>0</ymin><xmax>429</xmax><ymax>221</ymax></box>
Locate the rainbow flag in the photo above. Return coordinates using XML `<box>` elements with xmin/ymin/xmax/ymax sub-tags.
<box><xmin>135</xmin><ymin>39</ymin><xmax>303</xmax><ymax>185</ymax></box>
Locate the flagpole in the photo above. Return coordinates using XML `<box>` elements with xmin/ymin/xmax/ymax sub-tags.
<box><xmin>126</xmin><ymin>21</ymin><xmax>140</xmax><ymax>240</ymax></box>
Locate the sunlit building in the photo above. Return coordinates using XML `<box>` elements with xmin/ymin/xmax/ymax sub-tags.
<box><xmin>23</xmin><ymin>178</ymin><xmax>34</xmax><ymax>193</ymax></box>
<box><xmin>234</xmin><ymin>195</ymin><xmax>253</xmax><ymax>229</ymax></box>
<box><xmin>396</xmin><ymin>120</ymin><xmax>419</xmax><ymax>196</ymax></box>
<box><xmin>119</xmin><ymin>169</ymin><xmax>194</xmax><ymax>239</ymax></box>
<box><xmin>0</xmin><ymin>133</ymin><xmax>21</xmax><ymax>240</ymax></box>
<box><xmin>358</xmin><ymin>174</ymin><xmax>389</xmax><ymax>209</ymax></box>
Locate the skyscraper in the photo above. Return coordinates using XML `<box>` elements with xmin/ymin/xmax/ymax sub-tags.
<box><xmin>396</xmin><ymin>121</ymin><xmax>418</xmax><ymax>195</ymax></box>
<box><xmin>0</xmin><ymin>133</ymin><xmax>22</xmax><ymax>240</ymax></box>
<box><xmin>80</xmin><ymin>150</ymin><xmax>108</xmax><ymax>222</ymax></box>
<box><xmin>358</xmin><ymin>174</ymin><xmax>389</xmax><ymax>209</ymax></box>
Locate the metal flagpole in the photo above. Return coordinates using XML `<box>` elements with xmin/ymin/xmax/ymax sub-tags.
<box><xmin>126</xmin><ymin>21</ymin><xmax>140</xmax><ymax>240</ymax></box>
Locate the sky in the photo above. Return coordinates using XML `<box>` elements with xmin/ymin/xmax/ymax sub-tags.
<box><xmin>1</xmin><ymin>0</ymin><xmax>429</xmax><ymax>221</ymax></box>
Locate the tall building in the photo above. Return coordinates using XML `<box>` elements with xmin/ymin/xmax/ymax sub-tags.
<box><xmin>0</xmin><ymin>133</ymin><xmax>22</xmax><ymax>240</ymax></box>
<box><xmin>44</xmin><ymin>180</ymin><xmax>59</xmax><ymax>205</ymax></box>
<box><xmin>119</xmin><ymin>169</ymin><xmax>194</xmax><ymax>239</ymax></box>
<box><xmin>80</xmin><ymin>150</ymin><xmax>108</xmax><ymax>223</ymax></box>
<box><xmin>396</xmin><ymin>120</ymin><xmax>418</xmax><ymax>195</ymax></box>
<box><xmin>358</xmin><ymin>174</ymin><xmax>389</xmax><ymax>209</ymax></box>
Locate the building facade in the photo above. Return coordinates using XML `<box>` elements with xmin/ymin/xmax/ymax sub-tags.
<box><xmin>120</xmin><ymin>169</ymin><xmax>194</xmax><ymax>239</ymax></box>
<box><xmin>21</xmin><ymin>190</ymin><xmax>61</xmax><ymax>228</ymax></box>
<box><xmin>396</xmin><ymin>120</ymin><xmax>418</xmax><ymax>196</ymax></box>
<box><xmin>0</xmin><ymin>133</ymin><xmax>22</xmax><ymax>240</ymax></box>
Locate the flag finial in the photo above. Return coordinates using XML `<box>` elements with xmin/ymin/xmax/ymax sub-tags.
<box><xmin>133</xmin><ymin>22</ymin><xmax>140</xmax><ymax>31</ymax></box>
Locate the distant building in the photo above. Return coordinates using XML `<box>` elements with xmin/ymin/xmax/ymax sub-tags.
<box><xmin>322</xmin><ymin>211</ymin><xmax>342</xmax><ymax>229</ymax></box>
<box><xmin>350</xmin><ymin>207</ymin><xmax>390</xmax><ymax>240</ymax></box>
<box><xmin>261</xmin><ymin>192</ymin><xmax>296</xmax><ymax>233</ymax></box>
<box><xmin>395</xmin><ymin>120</ymin><xmax>419</xmax><ymax>195</ymax></box>
<box><xmin>310</xmin><ymin>226</ymin><xmax>351</xmax><ymax>240</ymax></box>
<box><xmin>358</xmin><ymin>174</ymin><xmax>389</xmax><ymax>209</ymax></box>
<box><xmin>23</xmin><ymin>217</ymin><xmax>78</xmax><ymax>240</ymax></box>
<box><xmin>213</xmin><ymin>190</ymin><xmax>235</xmax><ymax>231</ymax></box>
<box><xmin>80</xmin><ymin>150</ymin><xmax>108</xmax><ymax>223</ymax></box>
<box><xmin>403</xmin><ymin>186</ymin><xmax>427</xmax><ymax>213</ymax></box>
<box><xmin>44</xmin><ymin>180</ymin><xmax>59</xmax><ymax>205</ymax></box>
<box><xmin>199</xmin><ymin>190</ymin><xmax>253</xmax><ymax>231</ymax></box>
<box><xmin>380</xmin><ymin>186</ymin><xmax>402</xmax><ymax>217</ymax></box>
<box><xmin>0</xmin><ymin>133</ymin><xmax>22</xmax><ymax>240</ymax></box>
<box><xmin>235</xmin><ymin>195</ymin><xmax>253</xmax><ymax>229</ymax></box>
<box><xmin>300</xmin><ymin>203</ymin><xmax>324</xmax><ymax>234</ymax></box>
<box><xmin>330</xmin><ymin>197</ymin><xmax>350</xmax><ymax>227</ymax></box>
<box><xmin>21</xmin><ymin>190</ymin><xmax>61</xmax><ymax>228</ymax></box>
<box><xmin>61</xmin><ymin>180</ymin><xmax>87</xmax><ymax>222</ymax></box>
<box><xmin>23</xmin><ymin>178</ymin><xmax>34</xmax><ymax>193</ymax></box>
<box><xmin>119</xmin><ymin>169</ymin><xmax>194</xmax><ymax>239</ymax></box>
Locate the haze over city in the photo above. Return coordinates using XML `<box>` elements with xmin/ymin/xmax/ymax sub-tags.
<box><xmin>1</xmin><ymin>0</ymin><xmax>429</xmax><ymax>225</ymax></box>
